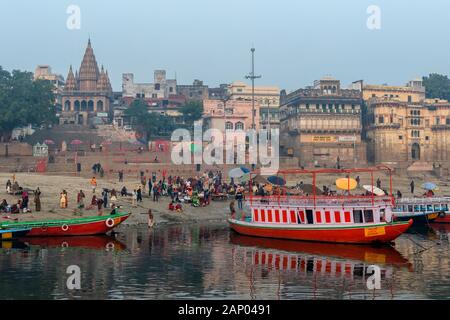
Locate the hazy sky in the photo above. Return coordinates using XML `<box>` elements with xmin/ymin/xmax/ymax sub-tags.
<box><xmin>1</xmin><ymin>0</ymin><xmax>449</xmax><ymax>92</ymax></box>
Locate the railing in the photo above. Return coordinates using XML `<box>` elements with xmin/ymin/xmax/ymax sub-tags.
<box><xmin>396</xmin><ymin>197</ymin><xmax>450</xmax><ymax>204</ymax></box>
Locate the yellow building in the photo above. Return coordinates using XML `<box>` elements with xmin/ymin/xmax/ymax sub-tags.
<box><xmin>358</xmin><ymin>79</ymin><xmax>425</xmax><ymax>103</ymax></box>
<box><xmin>228</xmin><ymin>81</ymin><xmax>280</xmax><ymax>129</ymax></box>
<box><xmin>366</xmin><ymin>98</ymin><xmax>450</xmax><ymax>165</ymax></box>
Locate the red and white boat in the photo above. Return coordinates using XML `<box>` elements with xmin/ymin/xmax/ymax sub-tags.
<box><xmin>229</xmin><ymin>166</ymin><xmax>412</xmax><ymax>244</ymax></box>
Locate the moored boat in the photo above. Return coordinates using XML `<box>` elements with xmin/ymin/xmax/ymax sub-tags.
<box><xmin>229</xmin><ymin>166</ymin><xmax>413</xmax><ymax>244</ymax></box>
<box><xmin>392</xmin><ymin>197</ymin><xmax>450</xmax><ymax>223</ymax></box>
<box><xmin>0</xmin><ymin>211</ymin><xmax>131</xmax><ymax>237</ymax></box>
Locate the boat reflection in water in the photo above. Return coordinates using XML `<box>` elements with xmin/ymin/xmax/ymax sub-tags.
<box><xmin>230</xmin><ymin>232</ymin><xmax>413</xmax><ymax>298</ymax></box>
<box><xmin>15</xmin><ymin>235</ymin><xmax>127</xmax><ymax>251</ymax></box>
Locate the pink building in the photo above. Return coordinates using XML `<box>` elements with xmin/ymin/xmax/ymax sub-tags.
<box><xmin>202</xmin><ymin>99</ymin><xmax>260</xmax><ymax>132</ymax></box>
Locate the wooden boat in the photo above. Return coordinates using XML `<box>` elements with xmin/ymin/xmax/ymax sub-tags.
<box><xmin>0</xmin><ymin>211</ymin><xmax>131</xmax><ymax>237</ymax></box>
<box><xmin>0</xmin><ymin>228</ymin><xmax>30</xmax><ymax>240</ymax></box>
<box><xmin>229</xmin><ymin>166</ymin><xmax>413</xmax><ymax>244</ymax></box>
<box><xmin>392</xmin><ymin>197</ymin><xmax>450</xmax><ymax>223</ymax></box>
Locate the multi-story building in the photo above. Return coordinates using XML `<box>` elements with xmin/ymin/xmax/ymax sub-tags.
<box><xmin>355</xmin><ymin>78</ymin><xmax>426</xmax><ymax>103</ymax></box>
<box><xmin>177</xmin><ymin>79</ymin><xmax>209</xmax><ymax>102</ymax></box>
<box><xmin>33</xmin><ymin>65</ymin><xmax>65</xmax><ymax>106</ymax></box>
<box><xmin>61</xmin><ymin>39</ymin><xmax>113</xmax><ymax>125</ymax></box>
<box><xmin>208</xmin><ymin>84</ymin><xmax>229</xmax><ymax>100</ymax></box>
<box><xmin>228</xmin><ymin>81</ymin><xmax>280</xmax><ymax>129</ymax></box>
<box><xmin>366</xmin><ymin>98</ymin><xmax>450</xmax><ymax>165</ymax></box>
<box><xmin>280</xmin><ymin>77</ymin><xmax>365</xmax><ymax>167</ymax></box>
<box><xmin>122</xmin><ymin>70</ymin><xmax>177</xmax><ymax>99</ymax></box>
<box><xmin>202</xmin><ymin>99</ymin><xmax>260</xmax><ymax>132</ymax></box>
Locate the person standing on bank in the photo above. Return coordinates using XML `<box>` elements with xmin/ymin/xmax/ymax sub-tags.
<box><xmin>410</xmin><ymin>180</ymin><xmax>415</xmax><ymax>195</ymax></box>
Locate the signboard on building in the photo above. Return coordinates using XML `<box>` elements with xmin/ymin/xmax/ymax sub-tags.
<box><xmin>97</xmin><ymin>112</ymin><xmax>108</xmax><ymax>118</ymax></box>
<box><xmin>312</xmin><ymin>136</ymin><xmax>336</xmax><ymax>143</ymax></box>
<box><xmin>338</xmin><ymin>136</ymin><xmax>357</xmax><ymax>142</ymax></box>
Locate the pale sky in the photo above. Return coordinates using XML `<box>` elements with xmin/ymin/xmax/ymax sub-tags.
<box><xmin>0</xmin><ymin>0</ymin><xmax>449</xmax><ymax>92</ymax></box>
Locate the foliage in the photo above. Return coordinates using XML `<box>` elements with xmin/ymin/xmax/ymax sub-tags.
<box><xmin>0</xmin><ymin>66</ymin><xmax>56</xmax><ymax>140</ymax></box>
<box><xmin>180</xmin><ymin>100</ymin><xmax>203</xmax><ymax>125</ymax></box>
<box><xmin>422</xmin><ymin>73</ymin><xmax>450</xmax><ymax>101</ymax></box>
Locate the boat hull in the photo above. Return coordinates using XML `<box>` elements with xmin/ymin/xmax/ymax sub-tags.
<box><xmin>0</xmin><ymin>229</ymin><xmax>30</xmax><ymax>241</ymax></box>
<box><xmin>228</xmin><ymin>219</ymin><xmax>413</xmax><ymax>244</ymax></box>
<box><xmin>433</xmin><ymin>213</ymin><xmax>450</xmax><ymax>224</ymax></box>
<box><xmin>395</xmin><ymin>212</ymin><xmax>439</xmax><ymax>223</ymax></box>
<box><xmin>0</xmin><ymin>213</ymin><xmax>131</xmax><ymax>237</ymax></box>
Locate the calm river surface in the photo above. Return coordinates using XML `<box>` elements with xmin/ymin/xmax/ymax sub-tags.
<box><xmin>0</xmin><ymin>222</ymin><xmax>449</xmax><ymax>299</ymax></box>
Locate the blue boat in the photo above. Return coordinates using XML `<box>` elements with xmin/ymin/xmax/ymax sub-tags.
<box><xmin>0</xmin><ymin>228</ymin><xmax>30</xmax><ymax>240</ymax></box>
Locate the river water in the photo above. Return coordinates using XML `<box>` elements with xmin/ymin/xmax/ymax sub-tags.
<box><xmin>0</xmin><ymin>222</ymin><xmax>449</xmax><ymax>299</ymax></box>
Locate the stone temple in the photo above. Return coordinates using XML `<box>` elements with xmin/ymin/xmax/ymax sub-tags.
<box><xmin>61</xmin><ymin>39</ymin><xmax>113</xmax><ymax>125</ymax></box>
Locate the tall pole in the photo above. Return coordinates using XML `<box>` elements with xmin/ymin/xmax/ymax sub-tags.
<box><xmin>245</xmin><ymin>47</ymin><xmax>261</xmax><ymax>130</ymax></box>
<box><xmin>267</xmin><ymin>100</ymin><xmax>271</xmax><ymax>141</ymax></box>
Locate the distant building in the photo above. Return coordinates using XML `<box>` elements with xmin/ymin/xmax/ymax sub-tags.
<box><xmin>60</xmin><ymin>39</ymin><xmax>113</xmax><ymax>125</ymax></box>
<box><xmin>33</xmin><ymin>65</ymin><xmax>65</xmax><ymax>106</ymax></box>
<box><xmin>365</xmin><ymin>98</ymin><xmax>450</xmax><ymax>165</ymax></box>
<box><xmin>203</xmin><ymin>99</ymin><xmax>260</xmax><ymax>132</ymax></box>
<box><xmin>122</xmin><ymin>70</ymin><xmax>177</xmax><ymax>99</ymax></box>
<box><xmin>177</xmin><ymin>79</ymin><xmax>209</xmax><ymax>102</ymax></box>
<box><xmin>280</xmin><ymin>77</ymin><xmax>365</xmax><ymax>167</ymax></box>
<box><xmin>228</xmin><ymin>81</ymin><xmax>280</xmax><ymax>129</ymax></box>
<box><xmin>358</xmin><ymin>79</ymin><xmax>425</xmax><ymax>103</ymax></box>
<box><xmin>208</xmin><ymin>84</ymin><xmax>229</xmax><ymax>100</ymax></box>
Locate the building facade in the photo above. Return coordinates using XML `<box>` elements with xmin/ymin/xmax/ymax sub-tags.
<box><xmin>61</xmin><ymin>39</ymin><xmax>113</xmax><ymax>125</ymax></box>
<box><xmin>228</xmin><ymin>81</ymin><xmax>280</xmax><ymax>129</ymax></box>
<box><xmin>122</xmin><ymin>70</ymin><xmax>177</xmax><ymax>99</ymax></box>
<box><xmin>280</xmin><ymin>77</ymin><xmax>365</xmax><ymax>167</ymax></box>
<box><xmin>366</xmin><ymin>98</ymin><xmax>450</xmax><ymax>165</ymax></box>
<box><xmin>202</xmin><ymin>99</ymin><xmax>260</xmax><ymax>132</ymax></box>
<box><xmin>177</xmin><ymin>79</ymin><xmax>209</xmax><ymax>102</ymax></box>
<box><xmin>360</xmin><ymin>79</ymin><xmax>425</xmax><ymax>103</ymax></box>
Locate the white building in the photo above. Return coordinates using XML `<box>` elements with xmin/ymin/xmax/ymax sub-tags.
<box><xmin>122</xmin><ymin>70</ymin><xmax>177</xmax><ymax>99</ymax></box>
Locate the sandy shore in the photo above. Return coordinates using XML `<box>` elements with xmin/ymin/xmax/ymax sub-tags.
<box><xmin>1</xmin><ymin>169</ymin><xmax>450</xmax><ymax>227</ymax></box>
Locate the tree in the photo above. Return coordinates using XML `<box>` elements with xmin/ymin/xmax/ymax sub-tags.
<box><xmin>124</xmin><ymin>99</ymin><xmax>177</xmax><ymax>139</ymax></box>
<box><xmin>422</xmin><ymin>73</ymin><xmax>450</xmax><ymax>101</ymax></box>
<box><xmin>0</xmin><ymin>66</ymin><xmax>56</xmax><ymax>141</ymax></box>
<box><xmin>180</xmin><ymin>101</ymin><xmax>203</xmax><ymax>125</ymax></box>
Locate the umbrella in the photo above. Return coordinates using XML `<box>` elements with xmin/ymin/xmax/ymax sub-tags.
<box><xmin>43</xmin><ymin>139</ymin><xmax>55</xmax><ymax>145</ymax></box>
<box><xmin>251</xmin><ymin>174</ymin><xmax>269</xmax><ymax>185</ymax></box>
<box><xmin>336</xmin><ymin>178</ymin><xmax>357</xmax><ymax>190</ymax></box>
<box><xmin>229</xmin><ymin>167</ymin><xmax>247</xmax><ymax>178</ymax></box>
<box><xmin>362</xmin><ymin>185</ymin><xmax>385</xmax><ymax>196</ymax></box>
<box><xmin>240</xmin><ymin>166</ymin><xmax>251</xmax><ymax>174</ymax></box>
<box><xmin>267</xmin><ymin>175</ymin><xmax>286</xmax><ymax>186</ymax></box>
<box><xmin>422</xmin><ymin>182</ymin><xmax>438</xmax><ymax>191</ymax></box>
<box><xmin>70</xmin><ymin>139</ymin><xmax>83</xmax><ymax>145</ymax></box>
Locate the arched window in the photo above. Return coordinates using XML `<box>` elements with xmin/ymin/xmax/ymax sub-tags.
<box><xmin>74</xmin><ymin>100</ymin><xmax>80</xmax><ymax>111</ymax></box>
<box><xmin>225</xmin><ymin>121</ymin><xmax>233</xmax><ymax>130</ymax></box>
<box><xmin>81</xmin><ymin>100</ymin><xmax>87</xmax><ymax>111</ymax></box>
<box><xmin>64</xmin><ymin>100</ymin><xmax>71</xmax><ymax>111</ymax></box>
<box><xmin>235</xmin><ymin>122</ymin><xmax>244</xmax><ymax>131</ymax></box>
<box><xmin>88</xmin><ymin>100</ymin><xmax>94</xmax><ymax>112</ymax></box>
<box><xmin>97</xmin><ymin>100</ymin><xmax>104</xmax><ymax>112</ymax></box>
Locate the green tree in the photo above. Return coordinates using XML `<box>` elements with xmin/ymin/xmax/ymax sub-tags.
<box><xmin>0</xmin><ymin>66</ymin><xmax>56</xmax><ymax>141</ymax></box>
<box><xmin>422</xmin><ymin>73</ymin><xmax>450</xmax><ymax>100</ymax></box>
<box><xmin>180</xmin><ymin>100</ymin><xmax>203</xmax><ymax>125</ymax></box>
<box><xmin>124</xmin><ymin>99</ymin><xmax>177</xmax><ymax>139</ymax></box>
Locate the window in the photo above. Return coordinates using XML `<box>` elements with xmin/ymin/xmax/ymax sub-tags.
<box><xmin>169</xmin><ymin>87</ymin><xmax>173</xmax><ymax>92</ymax></box>
<box><xmin>363</xmin><ymin>210</ymin><xmax>374</xmax><ymax>223</ymax></box>
<box><xmin>408</xmin><ymin>95</ymin><xmax>412</xmax><ymax>103</ymax></box>
<box><xmin>155</xmin><ymin>83</ymin><xmax>161</xmax><ymax>90</ymax></box>
<box><xmin>425</xmin><ymin>136</ymin><xmax>429</xmax><ymax>141</ymax></box>
<box><xmin>399</xmin><ymin>136</ymin><xmax>403</xmax><ymax>140</ymax></box>
<box><xmin>152</xmin><ymin>93</ymin><xmax>157</xmax><ymax>98</ymax></box>
<box><xmin>225</xmin><ymin>121</ymin><xmax>233</xmax><ymax>130</ymax></box>
<box><xmin>353</xmin><ymin>210</ymin><xmax>363</xmax><ymax>223</ymax></box>
<box><xmin>379</xmin><ymin>116</ymin><xmax>384</xmax><ymax>124</ymax></box>
<box><xmin>235</xmin><ymin>122</ymin><xmax>244</xmax><ymax>130</ymax></box>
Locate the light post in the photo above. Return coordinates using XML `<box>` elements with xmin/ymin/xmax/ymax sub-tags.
<box><xmin>245</xmin><ymin>48</ymin><xmax>261</xmax><ymax>130</ymax></box>
<box><xmin>266</xmin><ymin>99</ymin><xmax>271</xmax><ymax>141</ymax></box>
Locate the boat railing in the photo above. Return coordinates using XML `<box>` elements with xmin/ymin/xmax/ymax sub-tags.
<box><xmin>396</xmin><ymin>196</ymin><xmax>450</xmax><ymax>204</ymax></box>
<box><xmin>246</xmin><ymin>194</ymin><xmax>392</xmax><ymax>208</ymax></box>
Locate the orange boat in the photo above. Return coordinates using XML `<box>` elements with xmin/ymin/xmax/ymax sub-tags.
<box><xmin>229</xmin><ymin>166</ymin><xmax>413</xmax><ymax>244</ymax></box>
